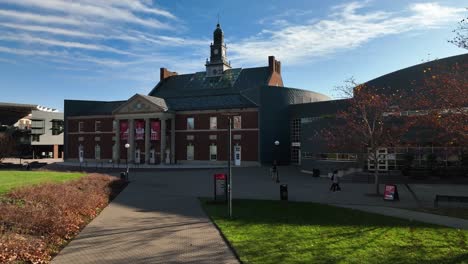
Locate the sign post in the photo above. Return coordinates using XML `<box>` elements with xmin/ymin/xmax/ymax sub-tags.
<box><xmin>214</xmin><ymin>173</ymin><xmax>227</xmax><ymax>202</ymax></box>
<box><xmin>228</xmin><ymin>117</ymin><xmax>232</xmax><ymax>218</ymax></box>
<box><xmin>383</xmin><ymin>184</ymin><xmax>399</xmax><ymax>201</ymax></box>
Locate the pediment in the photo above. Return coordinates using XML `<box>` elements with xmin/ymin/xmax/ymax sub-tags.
<box><xmin>113</xmin><ymin>94</ymin><xmax>168</xmax><ymax>115</ymax></box>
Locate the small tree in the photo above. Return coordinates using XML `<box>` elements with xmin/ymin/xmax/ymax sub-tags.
<box><xmin>0</xmin><ymin>133</ymin><xmax>15</xmax><ymax>162</ymax></box>
<box><xmin>323</xmin><ymin>78</ymin><xmax>411</xmax><ymax>194</ymax></box>
<box><xmin>450</xmin><ymin>13</ymin><xmax>468</xmax><ymax>50</ymax></box>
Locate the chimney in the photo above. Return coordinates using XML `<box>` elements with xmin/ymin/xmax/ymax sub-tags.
<box><xmin>268</xmin><ymin>56</ymin><xmax>276</xmax><ymax>73</ymax></box>
<box><xmin>160</xmin><ymin>68</ymin><xmax>178</xmax><ymax>81</ymax></box>
<box><xmin>276</xmin><ymin>60</ymin><xmax>281</xmax><ymax>74</ymax></box>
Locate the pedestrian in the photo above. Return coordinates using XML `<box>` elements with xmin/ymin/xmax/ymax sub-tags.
<box><xmin>271</xmin><ymin>160</ymin><xmax>278</xmax><ymax>182</ymax></box>
<box><xmin>329</xmin><ymin>171</ymin><xmax>336</xmax><ymax>192</ymax></box>
<box><xmin>333</xmin><ymin>170</ymin><xmax>341</xmax><ymax>192</ymax></box>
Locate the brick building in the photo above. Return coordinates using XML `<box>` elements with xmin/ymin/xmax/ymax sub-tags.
<box><xmin>64</xmin><ymin>23</ymin><xmax>329</xmax><ymax>165</ymax></box>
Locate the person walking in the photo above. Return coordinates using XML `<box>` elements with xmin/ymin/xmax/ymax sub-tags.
<box><xmin>330</xmin><ymin>170</ymin><xmax>341</xmax><ymax>192</ymax></box>
<box><xmin>329</xmin><ymin>171</ymin><xmax>336</xmax><ymax>191</ymax></box>
<box><xmin>333</xmin><ymin>170</ymin><xmax>341</xmax><ymax>192</ymax></box>
<box><xmin>271</xmin><ymin>160</ymin><xmax>279</xmax><ymax>183</ymax></box>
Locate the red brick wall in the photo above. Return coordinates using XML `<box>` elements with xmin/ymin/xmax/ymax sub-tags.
<box><xmin>66</xmin><ymin>117</ymin><xmax>114</xmax><ymax>160</ymax></box>
<box><xmin>174</xmin><ymin>110</ymin><xmax>259</xmax><ymax>161</ymax></box>
<box><xmin>66</xmin><ymin>111</ymin><xmax>259</xmax><ymax>162</ymax></box>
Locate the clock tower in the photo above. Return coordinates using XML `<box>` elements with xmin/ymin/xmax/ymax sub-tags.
<box><xmin>206</xmin><ymin>23</ymin><xmax>231</xmax><ymax>77</ymax></box>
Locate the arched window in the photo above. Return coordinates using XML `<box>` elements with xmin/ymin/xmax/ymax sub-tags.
<box><xmin>95</xmin><ymin>144</ymin><xmax>101</xmax><ymax>160</ymax></box>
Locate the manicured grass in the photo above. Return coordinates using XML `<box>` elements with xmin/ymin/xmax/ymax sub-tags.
<box><xmin>201</xmin><ymin>199</ymin><xmax>468</xmax><ymax>264</ymax></box>
<box><xmin>0</xmin><ymin>170</ymin><xmax>85</xmax><ymax>194</ymax></box>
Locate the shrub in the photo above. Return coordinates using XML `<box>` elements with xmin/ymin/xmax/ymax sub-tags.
<box><xmin>0</xmin><ymin>173</ymin><xmax>126</xmax><ymax>263</ymax></box>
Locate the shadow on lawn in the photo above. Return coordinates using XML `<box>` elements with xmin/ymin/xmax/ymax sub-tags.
<box><xmin>203</xmin><ymin>199</ymin><xmax>443</xmax><ymax>228</ymax></box>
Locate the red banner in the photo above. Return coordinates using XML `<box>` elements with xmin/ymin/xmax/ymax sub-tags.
<box><xmin>120</xmin><ymin>121</ymin><xmax>128</xmax><ymax>140</ymax></box>
<box><xmin>135</xmin><ymin>120</ymin><xmax>145</xmax><ymax>141</ymax></box>
<box><xmin>151</xmin><ymin>121</ymin><xmax>160</xmax><ymax>140</ymax></box>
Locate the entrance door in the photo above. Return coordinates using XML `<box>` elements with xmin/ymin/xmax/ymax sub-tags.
<box><xmin>135</xmin><ymin>148</ymin><xmax>141</xmax><ymax>164</ymax></box>
<box><xmin>79</xmin><ymin>145</ymin><xmax>84</xmax><ymax>163</ymax></box>
<box><xmin>150</xmin><ymin>148</ymin><xmax>155</xmax><ymax>164</ymax></box>
<box><xmin>291</xmin><ymin>145</ymin><xmax>301</xmax><ymax>165</ymax></box>
<box><xmin>234</xmin><ymin>145</ymin><xmax>241</xmax><ymax>166</ymax></box>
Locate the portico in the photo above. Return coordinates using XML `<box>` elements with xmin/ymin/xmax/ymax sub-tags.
<box><xmin>112</xmin><ymin>94</ymin><xmax>175</xmax><ymax>165</ymax></box>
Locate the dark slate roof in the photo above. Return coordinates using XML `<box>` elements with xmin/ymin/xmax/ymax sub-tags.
<box><xmin>148</xmin><ymin>67</ymin><xmax>271</xmax><ymax>111</ymax></box>
<box><xmin>364</xmin><ymin>53</ymin><xmax>468</xmax><ymax>94</ymax></box>
<box><xmin>165</xmin><ymin>94</ymin><xmax>256</xmax><ymax>111</ymax></box>
<box><xmin>289</xmin><ymin>99</ymin><xmax>350</xmax><ymax>118</ymax></box>
<box><xmin>65</xmin><ymin>99</ymin><xmax>126</xmax><ymax>117</ymax></box>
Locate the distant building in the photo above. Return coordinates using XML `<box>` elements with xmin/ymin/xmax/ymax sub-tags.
<box><xmin>290</xmin><ymin>53</ymin><xmax>468</xmax><ymax>173</ymax></box>
<box><xmin>0</xmin><ymin>102</ymin><xmax>63</xmax><ymax>159</ymax></box>
<box><xmin>30</xmin><ymin>110</ymin><xmax>64</xmax><ymax>159</ymax></box>
<box><xmin>64</xmin><ymin>23</ymin><xmax>329</xmax><ymax>165</ymax></box>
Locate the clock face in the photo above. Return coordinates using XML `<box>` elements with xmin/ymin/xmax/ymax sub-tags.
<box><xmin>213</xmin><ymin>49</ymin><xmax>219</xmax><ymax>55</ymax></box>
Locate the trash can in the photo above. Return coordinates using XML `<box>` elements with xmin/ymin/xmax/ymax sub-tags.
<box><xmin>120</xmin><ymin>172</ymin><xmax>128</xmax><ymax>181</ymax></box>
<box><xmin>312</xmin><ymin>169</ymin><xmax>320</xmax><ymax>177</ymax></box>
<box><xmin>280</xmin><ymin>184</ymin><xmax>288</xmax><ymax>201</ymax></box>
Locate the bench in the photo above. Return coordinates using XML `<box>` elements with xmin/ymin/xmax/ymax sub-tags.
<box><xmin>434</xmin><ymin>195</ymin><xmax>468</xmax><ymax>207</ymax></box>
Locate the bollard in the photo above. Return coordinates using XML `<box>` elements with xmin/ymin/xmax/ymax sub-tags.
<box><xmin>280</xmin><ymin>184</ymin><xmax>288</xmax><ymax>201</ymax></box>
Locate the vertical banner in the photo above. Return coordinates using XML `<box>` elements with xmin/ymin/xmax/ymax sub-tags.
<box><xmin>120</xmin><ymin>121</ymin><xmax>128</xmax><ymax>140</ymax></box>
<box><xmin>135</xmin><ymin>120</ymin><xmax>145</xmax><ymax>140</ymax></box>
<box><xmin>151</xmin><ymin>121</ymin><xmax>160</xmax><ymax>140</ymax></box>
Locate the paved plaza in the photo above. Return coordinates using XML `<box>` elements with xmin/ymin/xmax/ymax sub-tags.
<box><xmin>52</xmin><ymin>166</ymin><xmax>468</xmax><ymax>263</ymax></box>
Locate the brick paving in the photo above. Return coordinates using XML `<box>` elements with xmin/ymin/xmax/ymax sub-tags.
<box><xmin>52</xmin><ymin>175</ymin><xmax>239</xmax><ymax>264</ymax></box>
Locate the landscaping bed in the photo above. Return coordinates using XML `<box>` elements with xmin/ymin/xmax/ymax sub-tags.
<box><xmin>202</xmin><ymin>199</ymin><xmax>468</xmax><ymax>264</ymax></box>
<box><xmin>0</xmin><ymin>173</ymin><xmax>127</xmax><ymax>263</ymax></box>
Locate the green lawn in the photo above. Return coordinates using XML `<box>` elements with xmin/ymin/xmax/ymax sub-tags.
<box><xmin>0</xmin><ymin>171</ymin><xmax>85</xmax><ymax>194</ymax></box>
<box><xmin>201</xmin><ymin>199</ymin><xmax>468</xmax><ymax>264</ymax></box>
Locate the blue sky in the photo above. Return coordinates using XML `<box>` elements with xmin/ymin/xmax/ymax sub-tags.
<box><xmin>0</xmin><ymin>0</ymin><xmax>466</xmax><ymax>110</ymax></box>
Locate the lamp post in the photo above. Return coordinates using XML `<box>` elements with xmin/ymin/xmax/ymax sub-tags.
<box><xmin>228</xmin><ymin>117</ymin><xmax>232</xmax><ymax>218</ymax></box>
<box><xmin>125</xmin><ymin>143</ymin><xmax>130</xmax><ymax>181</ymax></box>
<box><xmin>274</xmin><ymin>140</ymin><xmax>280</xmax><ymax>183</ymax></box>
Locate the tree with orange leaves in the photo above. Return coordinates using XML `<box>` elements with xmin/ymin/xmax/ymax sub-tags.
<box><xmin>323</xmin><ymin>78</ymin><xmax>412</xmax><ymax>194</ymax></box>
<box><xmin>412</xmin><ymin>61</ymin><xmax>468</xmax><ymax>147</ymax></box>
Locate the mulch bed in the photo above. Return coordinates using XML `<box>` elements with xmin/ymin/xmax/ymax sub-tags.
<box><xmin>0</xmin><ymin>173</ymin><xmax>127</xmax><ymax>263</ymax></box>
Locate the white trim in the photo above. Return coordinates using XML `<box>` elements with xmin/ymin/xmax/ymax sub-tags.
<box><xmin>176</xmin><ymin>108</ymin><xmax>258</xmax><ymax>115</ymax></box>
<box><xmin>69</xmin><ymin>131</ymin><xmax>115</xmax><ymax>135</ymax></box>
<box><xmin>68</xmin><ymin>115</ymin><xmax>112</xmax><ymax>120</ymax></box>
<box><xmin>175</xmin><ymin>128</ymin><xmax>258</xmax><ymax>132</ymax></box>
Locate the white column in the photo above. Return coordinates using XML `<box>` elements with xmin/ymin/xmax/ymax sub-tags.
<box><xmin>128</xmin><ymin>118</ymin><xmax>135</xmax><ymax>162</ymax></box>
<box><xmin>114</xmin><ymin>119</ymin><xmax>120</xmax><ymax>162</ymax></box>
<box><xmin>171</xmin><ymin>117</ymin><xmax>175</xmax><ymax>164</ymax></box>
<box><xmin>145</xmin><ymin>118</ymin><xmax>150</xmax><ymax>164</ymax></box>
<box><xmin>160</xmin><ymin>117</ymin><xmax>166</xmax><ymax>164</ymax></box>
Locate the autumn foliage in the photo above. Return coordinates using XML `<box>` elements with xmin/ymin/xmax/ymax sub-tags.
<box><xmin>0</xmin><ymin>174</ymin><xmax>126</xmax><ymax>263</ymax></box>
<box><xmin>410</xmin><ymin>62</ymin><xmax>468</xmax><ymax>146</ymax></box>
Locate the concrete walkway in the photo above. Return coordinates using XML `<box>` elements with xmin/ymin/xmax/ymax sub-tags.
<box><xmin>52</xmin><ymin>177</ymin><xmax>239</xmax><ymax>264</ymax></box>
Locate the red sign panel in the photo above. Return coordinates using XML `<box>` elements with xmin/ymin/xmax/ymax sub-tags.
<box><xmin>151</xmin><ymin>121</ymin><xmax>160</xmax><ymax>141</ymax></box>
<box><xmin>120</xmin><ymin>121</ymin><xmax>128</xmax><ymax>140</ymax></box>
<box><xmin>383</xmin><ymin>184</ymin><xmax>399</xmax><ymax>201</ymax></box>
<box><xmin>135</xmin><ymin>120</ymin><xmax>145</xmax><ymax>140</ymax></box>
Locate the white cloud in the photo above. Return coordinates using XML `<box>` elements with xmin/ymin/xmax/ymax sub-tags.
<box><xmin>1</xmin><ymin>0</ymin><xmax>173</xmax><ymax>29</ymax></box>
<box><xmin>0</xmin><ymin>34</ymin><xmax>135</xmax><ymax>55</ymax></box>
<box><xmin>0</xmin><ymin>9</ymin><xmax>83</xmax><ymax>25</ymax></box>
<box><xmin>229</xmin><ymin>2</ymin><xmax>466</xmax><ymax>66</ymax></box>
